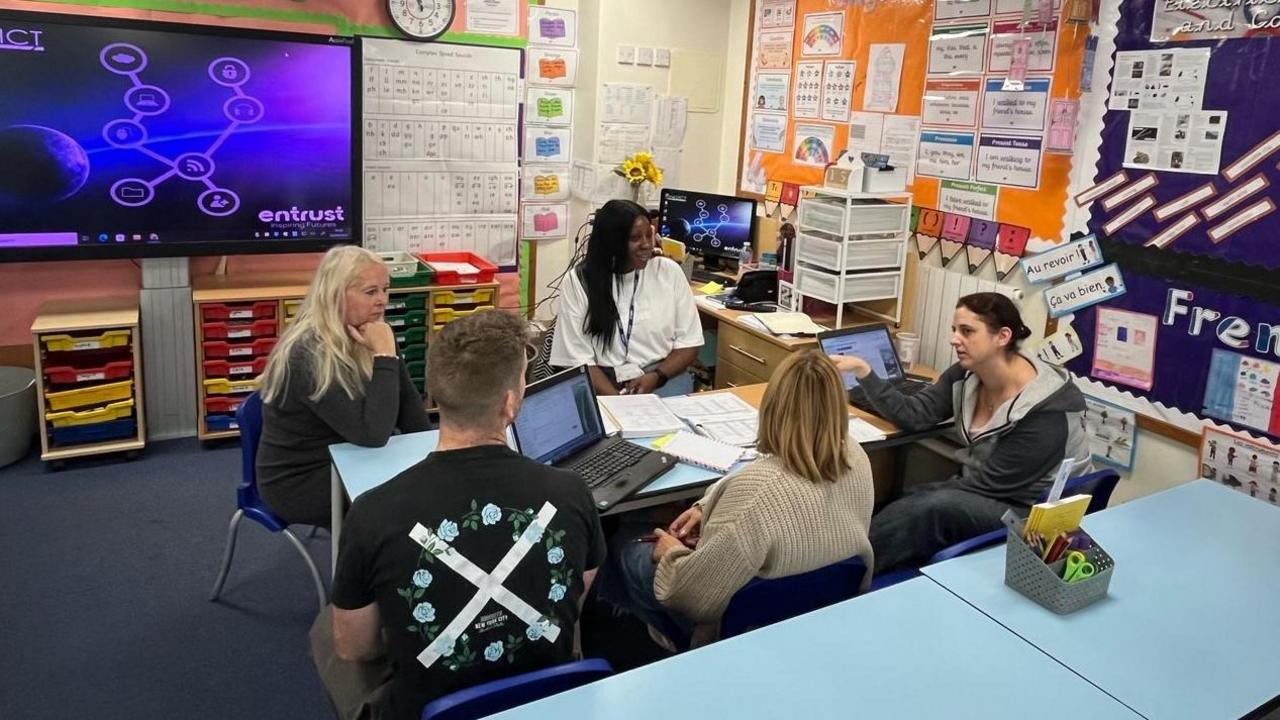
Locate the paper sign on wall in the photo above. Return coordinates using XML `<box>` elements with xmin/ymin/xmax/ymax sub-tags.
<box><xmin>982</xmin><ymin>78</ymin><xmax>1051</xmax><ymax>132</ymax></box>
<box><xmin>822</xmin><ymin>61</ymin><xmax>857</xmax><ymax>122</ymax></box>
<box><xmin>1203</xmin><ymin>351</ymin><xmax>1280</xmax><ymax>437</ymax></box>
<box><xmin>965</xmin><ymin>218</ymin><xmax>998</xmax><ymax>272</ymax></box>
<box><xmin>1021</xmin><ymin>234</ymin><xmax>1102</xmax><ymax>284</ymax></box>
<box><xmin>1109</xmin><ymin>48</ymin><xmax>1209</xmax><ymax>112</ymax></box>
<box><xmin>863</xmin><ymin>44</ymin><xmax>905</xmax><ymax>112</ymax></box>
<box><xmin>750</xmin><ymin>113</ymin><xmax>788</xmax><ymax>153</ymax></box>
<box><xmin>1046</xmin><ymin>99</ymin><xmax>1081</xmax><ymax>153</ymax></box>
<box><xmin>923</xmin><ymin>79</ymin><xmax>982</xmax><ymax>128</ymax></box>
<box><xmin>989</xmin><ymin>20</ymin><xmax>1058</xmax><ymax>74</ymax></box>
<box><xmin>754</xmin><ymin>71</ymin><xmax>792</xmax><ymax>113</ymax></box>
<box><xmin>994</xmin><ymin>223</ymin><xmax>1031</xmax><ymax>279</ymax></box>
<box><xmin>1092</xmin><ymin>307</ymin><xmax>1158</xmax><ymax>391</ymax></box>
<box><xmin>525</xmin><ymin>127</ymin><xmax>571</xmax><ymax>164</ymax></box>
<box><xmin>529</xmin><ymin>7</ymin><xmax>577</xmax><ymax>46</ymax></box>
<box><xmin>1037</xmin><ymin>323</ymin><xmax>1083</xmax><ymax>366</ymax></box>
<box><xmin>1083</xmin><ymin>395</ymin><xmax>1138</xmax><ymax>471</ymax></box>
<box><xmin>938</xmin><ymin>180</ymin><xmax>998</xmax><ymax>220</ymax></box>
<box><xmin>522</xmin><ymin>166</ymin><xmax>570</xmax><ymax>202</ymax></box>
<box><xmin>917</xmin><ymin>131</ymin><xmax>975</xmax><ymax>181</ymax></box>
<box><xmin>1124</xmin><ymin>110</ymin><xmax>1227</xmax><ymax>174</ymax></box>
<box><xmin>975</xmin><ymin>134</ymin><xmax>1044</xmax><ymax>189</ymax></box>
<box><xmin>521</xmin><ymin>203</ymin><xmax>568</xmax><ymax>239</ymax></box>
<box><xmin>793</xmin><ymin>123</ymin><xmax>836</xmax><ymax>166</ymax></box>
<box><xmin>757</xmin><ymin>30</ymin><xmax>794</xmax><ymax>69</ymax></box>
<box><xmin>1198</xmin><ymin>427</ymin><xmax>1280</xmax><ymax>506</ymax></box>
<box><xmin>793</xmin><ymin>61</ymin><xmax>823</xmax><ymax>119</ymax></box>
<box><xmin>1044</xmin><ymin>263</ymin><xmax>1126</xmax><ymax>318</ymax></box>
<box><xmin>802</xmin><ymin>12</ymin><xmax>845</xmax><ymax>56</ymax></box>
<box><xmin>936</xmin><ymin>0</ymin><xmax>993</xmax><ymax>20</ymax></box>
<box><xmin>929</xmin><ymin>24</ymin><xmax>989</xmax><ymax>75</ymax></box>
<box><xmin>527</xmin><ymin>48</ymin><xmax>578</xmax><ymax>87</ymax></box>
<box><xmin>526</xmin><ymin>87</ymin><xmax>573</xmax><ymax>126</ymax></box>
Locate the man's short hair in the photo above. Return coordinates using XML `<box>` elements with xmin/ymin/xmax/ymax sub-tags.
<box><xmin>427</xmin><ymin>310</ymin><xmax>531</xmax><ymax>428</ymax></box>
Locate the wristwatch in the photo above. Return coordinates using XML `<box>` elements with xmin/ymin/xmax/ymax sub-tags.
<box><xmin>652</xmin><ymin>367</ymin><xmax>669</xmax><ymax>387</ymax></box>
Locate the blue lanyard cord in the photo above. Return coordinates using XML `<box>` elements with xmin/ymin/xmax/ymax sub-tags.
<box><xmin>618</xmin><ymin>271</ymin><xmax>640</xmax><ymax>361</ymax></box>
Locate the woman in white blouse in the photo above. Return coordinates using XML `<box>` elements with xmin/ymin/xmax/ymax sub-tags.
<box><xmin>551</xmin><ymin>199</ymin><xmax>703</xmax><ymax>397</ymax></box>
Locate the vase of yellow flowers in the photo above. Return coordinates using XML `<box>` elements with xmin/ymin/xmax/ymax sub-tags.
<box><xmin>614</xmin><ymin>151</ymin><xmax>663</xmax><ymax>202</ymax></box>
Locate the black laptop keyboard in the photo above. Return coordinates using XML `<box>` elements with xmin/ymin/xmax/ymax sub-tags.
<box><xmin>850</xmin><ymin>380</ymin><xmax>929</xmax><ymax>414</ymax></box>
<box><xmin>568</xmin><ymin>442</ymin><xmax>650</xmax><ymax>488</ymax></box>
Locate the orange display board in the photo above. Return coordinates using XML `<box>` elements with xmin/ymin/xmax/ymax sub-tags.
<box><xmin>739</xmin><ymin>0</ymin><xmax>1092</xmax><ymax>245</ymax></box>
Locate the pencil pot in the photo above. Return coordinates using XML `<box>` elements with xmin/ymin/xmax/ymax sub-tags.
<box><xmin>1003</xmin><ymin>529</ymin><xmax>1115</xmax><ymax>615</ymax></box>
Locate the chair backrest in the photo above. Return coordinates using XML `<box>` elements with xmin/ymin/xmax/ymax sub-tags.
<box><xmin>527</xmin><ymin>321</ymin><xmax>558</xmax><ymax>383</ymax></box>
<box><xmin>929</xmin><ymin>528</ymin><xmax>1007</xmax><ymax>564</ymax></box>
<box><xmin>234</xmin><ymin>393</ymin><xmax>265</xmax><ymax>509</ymax></box>
<box><xmin>720</xmin><ymin>556</ymin><xmax>867</xmax><ymax>639</ymax></box>
<box><xmin>421</xmin><ymin>658</ymin><xmax>613</xmax><ymax>720</ymax></box>
<box><xmin>1038</xmin><ymin>468</ymin><xmax>1121</xmax><ymax>514</ymax></box>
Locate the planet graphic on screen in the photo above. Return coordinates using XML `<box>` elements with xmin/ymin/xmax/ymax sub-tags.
<box><xmin>668</xmin><ymin>217</ymin><xmax>692</xmax><ymax>242</ymax></box>
<box><xmin>0</xmin><ymin>125</ymin><xmax>90</xmax><ymax>204</ymax></box>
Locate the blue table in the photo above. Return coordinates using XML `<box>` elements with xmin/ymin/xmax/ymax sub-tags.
<box><xmin>924</xmin><ymin>480</ymin><xmax>1280</xmax><ymax>720</ymax></box>
<box><xmin>327</xmin><ymin>431</ymin><xmax>725</xmax><ymax>571</ymax></box>
<box><xmin>487</xmin><ymin>577</ymin><xmax>1142</xmax><ymax>719</ymax></box>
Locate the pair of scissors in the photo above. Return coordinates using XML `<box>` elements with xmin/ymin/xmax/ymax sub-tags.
<box><xmin>1063</xmin><ymin>551</ymin><xmax>1095</xmax><ymax>583</ymax></box>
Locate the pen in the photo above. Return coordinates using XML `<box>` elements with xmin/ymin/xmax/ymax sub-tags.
<box><xmin>633</xmin><ymin>533</ymin><xmax>658</xmax><ymax>543</ymax></box>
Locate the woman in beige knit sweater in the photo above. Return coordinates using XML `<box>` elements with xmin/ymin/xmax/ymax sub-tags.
<box><xmin>604</xmin><ymin>350</ymin><xmax>876</xmax><ymax>650</ymax></box>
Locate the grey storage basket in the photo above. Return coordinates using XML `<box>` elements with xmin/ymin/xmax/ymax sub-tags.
<box><xmin>1003</xmin><ymin>523</ymin><xmax>1114</xmax><ymax>615</ymax></box>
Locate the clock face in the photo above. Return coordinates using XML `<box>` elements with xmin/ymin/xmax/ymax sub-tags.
<box><xmin>389</xmin><ymin>0</ymin><xmax>456</xmax><ymax>40</ymax></box>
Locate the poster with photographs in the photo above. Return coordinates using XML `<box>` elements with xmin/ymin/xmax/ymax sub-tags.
<box><xmin>1082</xmin><ymin>395</ymin><xmax>1137</xmax><ymax>471</ymax></box>
<box><xmin>1199</xmin><ymin>426</ymin><xmax>1280</xmax><ymax>507</ymax></box>
<box><xmin>1108</xmin><ymin>48</ymin><xmax>1209</xmax><ymax>112</ymax></box>
<box><xmin>1124</xmin><ymin>110</ymin><xmax>1227</xmax><ymax>175</ymax></box>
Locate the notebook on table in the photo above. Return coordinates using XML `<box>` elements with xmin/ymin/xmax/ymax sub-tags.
<box><xmin>657</xmin><ymin>431</ymin><xmax>745</xmax><ymax>473</ymax></box>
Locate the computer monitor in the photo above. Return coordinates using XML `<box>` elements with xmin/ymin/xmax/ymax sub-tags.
<box><xmin>658</xmin><ymin>189</ymin><xmax>756</xmax><ymax>262</ymax></box>
<box><xmin>511</xmin><ymin>366</ymin><xmax>605</xmax><ymax>465</ymax></box>
<box><xmin>817</xmin><ymin>325</ymin><xmax>906</xmax><ymax>389</ymax></box>
<box><xmin>0</xmin><ymin>10</ymin><xmax>356</xmax><ymax>261</ymax></box>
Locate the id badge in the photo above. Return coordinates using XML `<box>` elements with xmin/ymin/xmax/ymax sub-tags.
<box><xmin>615</xmin><ymin>362</ymin><xmax>644</xmax><ymax>382</ymax></box>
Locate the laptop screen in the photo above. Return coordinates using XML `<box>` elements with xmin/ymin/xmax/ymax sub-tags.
<box><xmin>512</xmin><ymin>367</ymin><xmax>604</xmax><ymax>464</ymax></box>
<box><xmin>818</xmin><ymin>326</ymin><xmax>905</xmax><ymax>389</ymax></box>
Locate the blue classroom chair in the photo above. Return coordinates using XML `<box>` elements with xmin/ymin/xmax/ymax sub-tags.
<box><xmin>421</xmin><ymin>658</ymin><xmax>614</xmax><ymax>720</ymax></box>
<box><xmin>869</xmin><ymin>468</ymin><xmax>1123</xmax><ymax>590</ymax></box>
<box><xmin>208</xmin><ymin>392</ymin><xmax>327</xmax><ymax>611</ymax></box>
<box><xmin>720</xmin><ymin>555</ymin><xmax>868</xmax><ymax>639</ymax></box>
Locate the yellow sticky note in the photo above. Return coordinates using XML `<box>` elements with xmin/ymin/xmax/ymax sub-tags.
<box><xmin>699</xmin><ymin>281</ymin><xmax>724</xmax><ymax>294</ymax></box>
<box><xmin>652</xmin><ymin>433</ymin><xmax>677</xmax><ymax>449</ymax></box>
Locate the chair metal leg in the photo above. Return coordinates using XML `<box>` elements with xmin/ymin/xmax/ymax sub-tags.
<box><xmin>209</xmin><ymin>509</ymin><xmax>245</xmax><ymax>601</ymax></box>
<box><xmin>282</xmin><ymin>527</ymin><xmax>328</xmax><ymax>613</ymax></box>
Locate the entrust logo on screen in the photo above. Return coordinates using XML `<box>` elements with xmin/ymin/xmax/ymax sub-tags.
<box><xmin>0</xmin><ymin>27</ymin><xmax>45</xmax><ymax>52</ymax></box>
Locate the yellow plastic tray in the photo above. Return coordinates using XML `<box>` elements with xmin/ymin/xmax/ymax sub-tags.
<box><xmin>203</xmin><ymin>377</ymin><xmax>260</xmax><ymax>394</ymax></box>
<box><xmin>431</xmin><ymin>305</ymin><xmax>495</xmax><ymax>325</ymax></box>
<box><xmin>434</xmin><ymin>288</ymin><xmax>496</xmax><ymax>306</ymax></box>
<box><xmin>46</xmin><ymin>398</ymin><xmax>135</xmax><ymax>427</ymax></box>
<box><xmin>284</xmin><ymin>299</ymin><xmax>302</xmax><ymax>317</ymax></box>
<box><xmin>42</xmin><ymin>330</ymin><xmax>131</xmax><ymax>352</ymax></box>
<box><xmin>45</xmin><ymin>380</ymin><xmax>134</xmax><ymax>411</ymax></box>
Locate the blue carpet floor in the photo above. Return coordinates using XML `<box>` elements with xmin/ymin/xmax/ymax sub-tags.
<box><xmin>0</xmin><ymin>438</ymin><xmax>335</xmax><ymax>720</ymax></box>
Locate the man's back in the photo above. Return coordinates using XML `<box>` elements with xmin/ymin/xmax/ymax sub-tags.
<box><xmin>332</xmin><ymin>444</ymin><xmax>605</xmax><ymax>720</ymax></box>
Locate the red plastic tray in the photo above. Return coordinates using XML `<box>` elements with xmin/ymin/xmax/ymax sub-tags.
<box><xmin>202</xmin><ymin>319</ymin><xmax>277</xmax><ymax>340</ymax></box>
<box><xmin>417</xmin><ymin>251</ymin><xmax>499</xmax><ymax>285</ymax></box>
<box><xmin>43</xmin><ymin>359</ymin><xmax>133</xmax><ymax>385</ymax></box>
<box><xmin>201</xmin><ymin>301</ymin><xmax>277</xmax><ymax>322</ymax></box>
<box><xmin>203</xmin><ymin>357</ymin><xmax>269</xmax><ymax>378</ymax></box>
<box><xmin>204</xmin><ymin>396</ymin><xmax>246</xmax><ymax>414</ymax></box>
<box><xmin>203</xmin><ymin>338</ymin><xmax>278</xmax><ymax>359</ymax></box>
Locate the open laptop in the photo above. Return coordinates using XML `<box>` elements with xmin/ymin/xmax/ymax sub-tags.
<box><xmin>512</xmin><ymin>365</ymin><xmax>675</xmax><ymax>511</ymax></box>
<box><xmin>818</xmin><ymin>324</ymin><xmax>932</xmax><ymax>414</ymax></box>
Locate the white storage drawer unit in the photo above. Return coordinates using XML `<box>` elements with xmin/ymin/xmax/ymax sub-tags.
<box><xmin>796</xmin><ymin>230</ymin><xmax>904</xmax><ymax>272</ymax></box>
<box><xmin>799</xmin><ymin>198</ymin><xmax>908</xmax><ymax>236</ymax></box>
<box><xmin>795</xmin><ymin>264</ymin><xmax>901</xmax><ymax>304</ymax></box>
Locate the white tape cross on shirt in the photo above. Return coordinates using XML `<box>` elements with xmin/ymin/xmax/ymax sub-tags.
<box><xmin>409</xmin><ymin>501</ymin><xmax>561</xmax><ymax>669</ymax></box>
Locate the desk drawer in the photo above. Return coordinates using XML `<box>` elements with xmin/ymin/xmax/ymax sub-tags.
<box><xmin>717</xmin><ymin>323</ymin><xmax>791</xmax><ymax>377</ymax></box>
<box><xmin>714</xmin><ymin>356</ymin><xmax>770</xmax><ymax>390</ymax></box>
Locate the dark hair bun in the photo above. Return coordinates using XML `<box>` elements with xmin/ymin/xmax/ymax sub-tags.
<box><xmin>1016</xmin><ymin>324</ymin><xmax>1033</xmax><ymax>341</ymax></box>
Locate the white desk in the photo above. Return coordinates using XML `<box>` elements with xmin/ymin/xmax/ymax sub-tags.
<box><xmin>487</xmin><ymin>577</ymin><xmax>1143</xmax><ymax>720</ymax></box>
<box><xmin>924</xmin><ymin>480</ymin><xmax>1280</xmax><ymax>720</ymax></box>
<box><xmin>328</xmin><ymin>431</ymin><xmax>725</xmax><ymax>572</ymax></box>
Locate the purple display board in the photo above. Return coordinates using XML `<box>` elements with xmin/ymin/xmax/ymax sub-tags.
<box><xmin>1089</xmin><ymin>0</ymin><xmax>1280</xmax><ymax>270</ymax></box>
<box><xmin>1067</xmin><ymin>267</ymin><xmax>1280</xmax><ymax>439</ymax></box>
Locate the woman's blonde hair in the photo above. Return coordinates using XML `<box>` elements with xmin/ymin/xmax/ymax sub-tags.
<box><xmin>260</xmin><ymin>246</ymin><xmax>386</xmax><ymax>404</ymax></box>
<box><xmin>756</xmin><ymin>350</ymin><xmax>852</xmax><ymax>482</ymax></box>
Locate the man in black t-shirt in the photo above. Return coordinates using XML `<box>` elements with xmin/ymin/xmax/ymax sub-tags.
<box><xmin>326</xmin><ymin>311</ymin><xmax>605</xmax><ymax>720</ymax></box>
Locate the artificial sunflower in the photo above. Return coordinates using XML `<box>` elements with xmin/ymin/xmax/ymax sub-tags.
<box><xmin>619</xmin><ymin>159</ymin><xmax>647</xmax><ymax>184</ymax></box>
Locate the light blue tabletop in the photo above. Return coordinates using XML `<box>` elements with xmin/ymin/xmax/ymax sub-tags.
<box><xmin>488</xmin><ymin>577</ymin><xmax>1141</xmax><ymax>720</ymax></box>
<box><xmin>329</xmin><ymin>430</ymin><xmax>726</xmax><ymax>503</ymax></box>
<box><xmin>923</xmin><ymin>480</ymin><xmax>1280</xmax><ymax>720</ymax></box>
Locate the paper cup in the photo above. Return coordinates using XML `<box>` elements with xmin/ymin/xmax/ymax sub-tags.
<box><xmin>895</xmin><ymin>331</ymin><xmax>920</xmax><ymax>372</ymax></box>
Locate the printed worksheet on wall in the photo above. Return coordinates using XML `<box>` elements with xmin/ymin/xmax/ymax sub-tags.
<box><xmin>362</xmin><ymin>39</ymin><xmax>522</xmax><ymax>267</ymax></box>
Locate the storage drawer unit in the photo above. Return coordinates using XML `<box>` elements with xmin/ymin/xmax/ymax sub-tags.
<box><xmin>202</xmin><ymin>357</ymin><xmax>269</xmax><ymax>378</ymax></box>
<box><xmin>31</xmin><ymin>298</ymin><xmax>146</xmax><ymax>462</ymax></box>
<box><xmin>202</xmin><ymin>319</ymin><xmax>278</xmax><ymax>340</ymax></box>
<box><xmin>200</xmin><ymin>301</ymin><xmax>277</xmax><ymax>322</ymax></box>
<box><xmin>795</xmin><ymin>264</ymin><xmax>902</xmax><ymax>304</ymax></box>
<box><xmin>798</xmin><ymin>198</ymin><xmax>908</xmax><ymax>237</ymax></box>
<box><xmin>203</xmin><ymin>377</ymin><xmax>259</xmax><ymax>395</ymax></box>
<box><xmin>202</xmin><ymin>338</ymin><xmax>277</xmax><ymax>359</ymax></box>
<box><xmin>716</xmin><ymin>323</ymin><xmax>791</xmax><ymax>384</ymax></box>
<box><xmin>796</xmin><ymin>231</ymin><xmax>905</xmax><ymax>273</ymax></box>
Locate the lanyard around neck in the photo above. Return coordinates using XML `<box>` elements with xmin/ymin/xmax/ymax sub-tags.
<box><xmin>618</xmin><ymin>270</ymin><xmax>641</xmax><ymax>361</ymax></box>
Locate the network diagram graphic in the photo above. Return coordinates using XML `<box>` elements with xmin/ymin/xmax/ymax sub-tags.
<box><xmin>99</xmin><ymin>43</ymin><xmax>264</xmax><ymax>217</ymax></box>
<box><xmin>690</xmin><ymin>199</ymin><xmax>732</xmax><ymax>248</ymax></box>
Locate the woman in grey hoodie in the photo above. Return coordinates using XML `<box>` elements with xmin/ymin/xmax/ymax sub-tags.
<box><xmin>831</xmin><ymin>292</ymin><xmax>1091</xmax><ymax>573</ymax></box>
